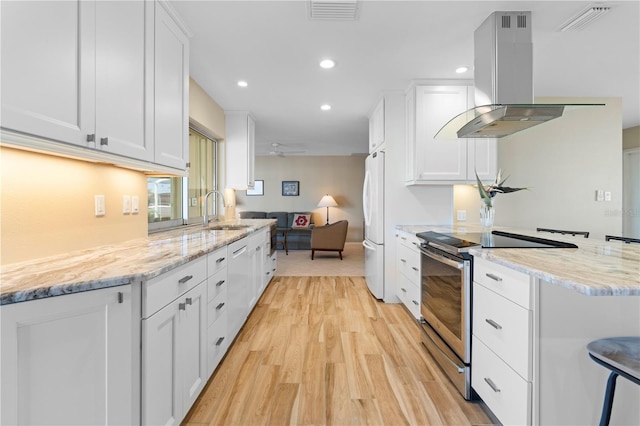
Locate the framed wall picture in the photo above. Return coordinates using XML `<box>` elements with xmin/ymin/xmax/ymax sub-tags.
<box><xmin>282</xmin><ymin>180</ymin><xmax>299</xmax><ymax>196</ymax></box>
<box><xmin>246</xmin><ymin>180</ymin><xmax>264</xmax><ymax>196</ymax></box>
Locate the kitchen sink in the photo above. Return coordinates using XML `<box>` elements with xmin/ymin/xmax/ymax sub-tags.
<box><xmin>207</xmin><ymin>224</ymin><xmax>251</xmax><ymax>231</ymax></box>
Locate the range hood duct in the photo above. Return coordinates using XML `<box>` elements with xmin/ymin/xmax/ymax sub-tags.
<box><xmin>437</xmin><ymin>11</ymin><xmax>603</xmax><ymax>139</ymax></box>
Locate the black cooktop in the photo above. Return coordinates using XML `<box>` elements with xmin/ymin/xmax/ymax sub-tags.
<box><xmin>417</xmin><ymin>230</ymin><xmax>579</xmax><ymax>252</ymax></box>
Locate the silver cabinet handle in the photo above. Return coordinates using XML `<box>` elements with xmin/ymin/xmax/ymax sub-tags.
<box><xmin>215</xmin><ymin>337</ymin><xmax>225</xmax><ymax>346</ymax></box>
<box><xmin>216</xmin><ymin>280</ymin><xmax>225</xmax><ymax>287</ymax></box>
<box><xmin>484</xmin><ymin>377</ymin><xmax>501</xmax><ymax>392</ymax></box>
<box><xmin>178</xmin><ymin>275</ymin><xmax>193</xmax><ymax>284</ymax></box>
<box><xmin>87</xmin><ymin>134</ymin><xmax>95</xmax><ymax>142</ymax></box>
<box><xmin>486</xmin><ymin>273</ymin><xmax>502</xmax><ymax>282</ymax></box>
<box><xmin>216</xmin><ymin>302</ymin><xmax>225</xmax><ymax>310</ymax></box>
<box><xmin>400</xmin><ymin>258</ymin><xmax>407</xmax><ymax>262</ymax></box>
<box><xmin>412</xmin><ymin>266</ymin><xmax>419</xmax><ymax>272</ymax></box>
<box><xmin>216</xmin><ymin>257</ymin><xmax>226</xmax><ymax>263</ymax></box>
<box><xmin>100</xmin><ymin>137</ymin><xmax>108</xmax><ymax>146</ymax></box>
<box><xmin>485</xmin><ymin>318</ymin><xmax>502</xmax><ymax>330</ymax></box>
<box><xmin>179</xmin><ymin>302</ymin><xmax>186</xmax><ymax>311</ymax></box>
<box><xmin>185</xmin><ymin>297</ymin><xmax>192</xmax><ymax>305</ymax></box>
<box><xmin>400</xmin><ymin>287</ymin><xmax>407</xmax><ymax>293</ymax></box>
<box><xmin>117</xmin><ymin>292</ymin><xmax>124</xmax><ymax>303</ymax></box>
<box><xmin>412</xmin><ymin>300</ymin><xmax>419</xmax><ymax>305</ymax></box>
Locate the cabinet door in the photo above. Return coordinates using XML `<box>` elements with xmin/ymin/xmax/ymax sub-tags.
<box><xmin>1</xmin><ymin>286</ymin><xmax>132</xmax><ymax>425</ymax></box>
<box><xmin>225</xmin><ymin>112</ymin><xmax>256</xmax><ymax>190</ymax></box>
<box><xmin>142</xmin><ymin>299</ymin><xmax>181</xmax><ymax>426</ymax></box>
<box><xmin>0</xmin><ymin>0</ymin><xmax>94</xmax><ymax>146</ymax></box>
<box><xmin>95</xmin><ymin>0</ymin><xmax>151</xmax><ymax>161</ymax></box>
<box><xmin>415</xmin><ymin>86</ymin><xmax>469</xmax><ymax>181</ymax></box>
<box><xmin>181</xmin><ymin>283</ymin><xmax>208</xmax><ymax>411</ymax></box>
<box><xmin>468</xmin><ymin>138</ymin><xmax>497</xmax><ymax>181</ymax></box>
<box><xmin>369</xmin><ymin>98</ymin><xmax>384</xmax><ymax>153</ymax></box>
<box><xmin>153</xmin><ymin>1</ymin><xmax>189</xmax><ymax>170</ymax></box>
<box><xmin>227</xmin><ymin>239</ymin><xmax>249</xmax><ymax>338</ymax></box>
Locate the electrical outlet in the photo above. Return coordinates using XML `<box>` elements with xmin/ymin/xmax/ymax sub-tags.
<box><xmin>132</xmin><ymin>196</ymin><xmax>139</xmax><ymax>214</ymax></box>
<box><xmin>191</xmin><ymin>197</ymin><xmax>198</xmax><ymax>206</ymax></box>
<box><xmin>596</xmin><ymin>190</ymin><xmax>604</xmax><ymax>202</ymax></box>
<box><xmin>95</xmin><ymin>195</ymin><xmax>105</xmax><ymax>216</ymax></box>
<box><xmin>604</xmin><ymin>191</ymin><xmax>612</xmax><ymax>201</ymax></box>
<box><xmin>123</xmin><ymin>195</ymin><xmax>131</xmax><ymax>214</ymax></box>
<box><xmin>456</xmin><ymin>210</ymin><xmax>467</xmax><ymax>221</ymax></box>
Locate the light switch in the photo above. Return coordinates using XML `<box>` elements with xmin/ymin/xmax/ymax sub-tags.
<box><xmin>95</xmin><ymin>195</ymin><xmax>105</xmax><ymax>216</ymax></box>
<box><xmin>595</xmin><ymin>190</ymin><xmax>604</xmax><ymax>202</ymax></box>
<box><xmin>604</xmin><ymin>191</ymin><xmax>612</xmax><ymax>201</ymax></box>
<box><xmin>123</xmin><ymin>195</ymin><xmax>131</xmax><ymax>214</ymax></box>
<box><xmin>457</xmin><ymin>210</ymin><xmax>467</xmax><ymax>221</ymax></box>
<box><xmin>132</xmin><ymin>196</ymin><xmax>139</xmax><ymax>214</ymax></box>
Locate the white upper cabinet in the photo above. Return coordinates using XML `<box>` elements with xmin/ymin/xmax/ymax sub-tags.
<box><xmin>1</xmin><ymin>0</ymin><xmax>150</xmax><ymax>161</ymax></box>
<box><xmin>152</xmin><ymin>1</ymin><xmax>190</xmax><ymax>171</ymax></box>
<box><xmin>0</xmin><ymin>0</ymin><xmax>190</xmax><ymax>173</ymax></box>
<box><xmin>369</xmin><ymin>98</ymin><xmax>385</xmax><ymax>153</ymax></box>
<box><xmin>404</xmin><ymin>83</ymin><xmax>496</xmax><ymax>184</ymax></box>
<box><xmin>225</xmin><ymin>112</ymin><xmax>256</xmax><ymax>190</ymax></box>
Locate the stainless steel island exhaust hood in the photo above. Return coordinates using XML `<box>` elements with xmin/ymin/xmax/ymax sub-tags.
<box><xmin>436</xmin><ymin>11</ymin><xmax>603</xmax><ymax>139</ymax></box>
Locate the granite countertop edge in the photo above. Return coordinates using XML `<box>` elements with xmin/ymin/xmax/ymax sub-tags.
<box><xmin>0</xmin><ymin>219</ymin><xmax>275</xmax><ymax>305</ymax></box>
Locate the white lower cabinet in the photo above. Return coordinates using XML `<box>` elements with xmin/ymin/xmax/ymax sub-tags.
<box><xmin>228</xmin><ymin>237</ymin><xmax>250</xmax><ymax>339</ymax></box>
<box><xmin>207</xmin><ymin>246</ymin><xmax>229</xmax><ymax>375</ymax></box>
<box><xmin>395</xmin><ymin>231</ymin><xmax>422</xmax><ymax>319</ymax></box>
<box><xmin>0</xmin><ymin>285</ymin><xmax>135</xmax><ymax>425</ymax></box>
<box><xmin>142</xmin><ymin>258</ymin><xmax>207</xmax><ymax>426</ymax></box>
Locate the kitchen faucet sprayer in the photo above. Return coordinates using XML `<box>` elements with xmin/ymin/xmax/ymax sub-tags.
<box><xmin>203</xmin><ymin>190</ymin><xmax>227</xmax><ymax>226</ymax></box>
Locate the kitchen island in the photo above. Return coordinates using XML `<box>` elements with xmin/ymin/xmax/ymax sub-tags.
<box><xmin>397</xmin><ymin>224</ymin><xmax>640</xmax><ymax>425</ymax></box>
<box><xmin>0</xmin><ymin>219</ymin><xmax>276</xmax><ymax>425</ymax></box>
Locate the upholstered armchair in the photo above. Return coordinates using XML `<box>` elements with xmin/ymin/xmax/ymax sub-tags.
<box><xmin>310</xmin><ymin>220</ymin><xmax>348</xmax><ymax>260</ymax></box>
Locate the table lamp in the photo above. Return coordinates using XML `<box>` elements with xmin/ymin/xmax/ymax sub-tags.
<box><xmin>317</xmin><ymin>194</ymin><xmax>338</xmax><ymax>225</ymax></box>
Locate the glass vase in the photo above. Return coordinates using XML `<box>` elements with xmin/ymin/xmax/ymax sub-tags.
<box><xmin>479</xmin><ymin>198</ymin><xmax>495</xmax><ymax>230</ymax></box>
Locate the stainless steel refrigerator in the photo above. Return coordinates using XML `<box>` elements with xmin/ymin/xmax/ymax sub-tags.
<box><xmin>362</xmin><ymin>150</ymin><xmax>384</xmax><ymax>299</ymax></box>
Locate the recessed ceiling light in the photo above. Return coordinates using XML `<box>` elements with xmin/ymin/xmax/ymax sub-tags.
<box><xmin>320</xmin><ymin>59</ymin><xmax>335</xmax><ymax>69</ymax></box>
<box><xmin>237</xmin><ymin>80</ymin><xmax>248</xmax><ymax>87</ymax></box>
<box><xmin>455</xmin><ymin>66</ymin><xmax>469</xmax><ymax>74</ymax></box>
<box><xmin>320</xmin><ymin>104</ymin><xmax>331</xmax><ymax>111</ymax></box>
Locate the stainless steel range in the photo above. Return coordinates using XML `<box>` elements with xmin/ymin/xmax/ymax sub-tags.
<box><xmin>415</xmin><ymin>230</ymin><xmax>577</xmax><ymax>400</ymax></box>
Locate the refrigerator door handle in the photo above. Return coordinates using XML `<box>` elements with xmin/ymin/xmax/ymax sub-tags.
<box><xmin>362</xmin><ymin>170</ymin><xmax>372</xmax><ymax>227</ymax></box>
<box><xmin>362</xmin><ymin>240</ymin><xmax>376</xmax><ymax>251</ymax></box>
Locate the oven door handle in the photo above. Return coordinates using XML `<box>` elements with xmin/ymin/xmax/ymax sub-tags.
<box><xmin>420</xmin><ymin>247</ymin><xmax>465</xmax><ymax>269</ymax></box>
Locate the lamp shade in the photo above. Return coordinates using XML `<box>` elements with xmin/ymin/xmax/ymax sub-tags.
<box><xmin>317</xmin><ymin>195</ymin><xmax>338</xmax><ymax>208</ymax></box>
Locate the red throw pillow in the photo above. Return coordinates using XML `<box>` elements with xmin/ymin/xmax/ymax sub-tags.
<box><xmin>292</xmin><ymin>214</ymin><xmax>310</xmax><ymax>228</ymax></box>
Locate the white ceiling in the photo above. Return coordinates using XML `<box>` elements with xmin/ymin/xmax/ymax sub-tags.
<box><xmin>171</xmin><ymin>0</ymin><xmax>640</xmax><ymax>156</ymax></box>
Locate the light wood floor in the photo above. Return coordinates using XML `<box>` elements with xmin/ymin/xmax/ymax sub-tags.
<box><xmin>183</xmin><ymin>276</ymin><xmax>494</xmax><ymax>426</ymax></box>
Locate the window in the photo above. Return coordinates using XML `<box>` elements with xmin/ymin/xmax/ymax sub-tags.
<box><xmin>148</xmin><ymin>128</ymin><xmax>218</xmax><ymax>232</ymax></box>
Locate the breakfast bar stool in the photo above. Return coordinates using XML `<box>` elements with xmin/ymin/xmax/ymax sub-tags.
<box><xmin>587</xmin><ymin>337</ymin><xmax>640</xmax><ymax>426</ymax></box>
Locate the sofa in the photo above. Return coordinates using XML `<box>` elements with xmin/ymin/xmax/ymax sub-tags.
<box><xmin>238</xmin><ymin>211</ymin><xmax>315</xmax><ymax>251</ymax></box>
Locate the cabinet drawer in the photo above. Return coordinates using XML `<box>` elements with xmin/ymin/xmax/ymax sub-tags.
<box><xmin>474</xmin><ymin>257</ymin><xmax>530</xmax><ymax>309</ymax></box>
<box><xmin>207</xmin><ymin>268</ymin><xmax>228</xmax><ymax>302</ymax></box>
<box><xmin>472</xmin><ymin>338</ymin><xmax>531</xmax><ymax>426</ymax></box>
<box><xmin>397</xmin><ymin>273</ymin><xmax>421</xmax><ymax>319</ymax></box>
<box><xmin>207</xmin><ymin>290</ymin><xmax>227</xmax><ymax>327</ymax></box>
<box><xmin>207</xmin><ymin>313</ymin><xmax>228</xmax><ymax>374</ymax></box>
<box><xmin>143</xmin><ymin>257</ymin><xmax>207</xmax><ymax>318</ymax></box>
<box><xmin>397</xmin><ymin>231</ymin><xmax>421</xmax><ymax>249</ymax></box>
<box><xmin>473</xmin><ymin>283</ymin><xmax>531</xmax><ymax>379</ymax></box>
<box><xmin>207</xmin><ymin>246</ymin><xmax>228</xmax><ymax>276</ymax></box>
<box><xmin>397</xmin><ymin>242</ymin><xmax>420</xmax><ymax>283</ymax></box>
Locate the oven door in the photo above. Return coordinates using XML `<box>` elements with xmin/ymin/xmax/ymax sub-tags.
<box><xmin>420</xmin><ymin>246</ymin><xmax>471</xmax><ymax>363</ymax></box>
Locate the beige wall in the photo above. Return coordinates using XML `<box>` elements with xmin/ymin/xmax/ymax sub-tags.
<box><xmin>623</xmin><ymin>125</ymin><xmax>640</xmax><ymax>149</ymax></box>
<box><xmin>455</xmin><ymin>97</ymin><xmax>623</xmax><ymax>239</ymax></box>
<box><xmin>1</xmin><ymin>147</ymin><xmax>147</xmax><ymax>265</ymax></box>
<box><xmin>189</xmin><ymin>78</ymin><xmax>225</xmax><ymax>140</ymax></box>
<box><xmin>235</xmin><ymin>156</ymin><xmax>365</xmax><ymax>242</ymax></box>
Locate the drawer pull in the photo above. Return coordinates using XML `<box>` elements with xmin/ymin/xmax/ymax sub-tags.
<box><xmin>117</xmin><ymin>292</ymin><xmax>124</xmax><ymax>303</ymax></box>
<box><xmin>215</xmin><ymin>337</ymin><xmax>225</xmax><ymax>346</ymax></box>
<box><xmin>412</xmin><ymin>300</ymin><xmax>419</xmax><ymax>306</ymax></box>
<box><xmin>400</xmin><ymin>258</ymin><xmax>407</xmax><ymax>263</ymax></box>
<box><xmin>485</xmin><ymin>318</ymin><xmax>503</xmax><ymax>330</ymax></box>
<box><xmin>216</xmin><ymin>302</ymin><xmax>225</xmax><ymax>310</ymax></box>
<box><xmin>216</xmin><ymin>280</ymin><xmax>225</xmax><ymax>287</ymax></box>
<box><xmin>484</xmin><ymin>377</ymin><xmax>501</xmax><ymax>393</ymax></box>
<box><xmin>185</xmin><ymin>297</ymin><xmax>192</xmax><ymax>305</ymax></box>
<box><xmin>216</xmin><ymin>257</ymin><xmax>226</xmax><ymax>263</ymax></box>
<box><xmin>411</xmin><ymin>267</ymin><xmax>419</xmax><ymax>272</ymax></box>
<box><xmin>178</xmin><ymin>275</ymin><xmax>193</xmax><ymax>284</ymax></box>
<box><xmin>485</xmin><ymin>273</ymin><xmax>502</xmax><ymax>282</ymax></box>
<box><xmin>400</xmin><ymin>287</ymin><xmax>407</xmax><ymax>293</ymax></box>
<box><xmin>401</xmin><ymin>237</ymin><xmax>407</xmax><ymax>240</ymax></box>
<box><xmin>179</xmin><ymin>302</ymin><xmax>186</xmax><ymax>311</ymax></box>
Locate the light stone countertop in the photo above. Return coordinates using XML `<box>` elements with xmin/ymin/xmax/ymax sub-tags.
<box><xmin>396</xmin><ymin>224</ymin><xmax>640</xmax><ymax>296</ymax></box>
<box><xmin>0</xmin><ymin>219</ymin><xmax>275</xmax><ymax>305</ymax></box>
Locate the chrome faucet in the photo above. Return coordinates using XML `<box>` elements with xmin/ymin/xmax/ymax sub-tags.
<box><xmin>203</xmin><ymin>190</ymin><xmax>227</xmax><ymax>226</ymax></box>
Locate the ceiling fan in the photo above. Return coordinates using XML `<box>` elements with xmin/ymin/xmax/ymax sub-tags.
<box><xmin>268</xmin><ymin>142</ymin><xmax>306</xmax><ymax>157</ymax></box>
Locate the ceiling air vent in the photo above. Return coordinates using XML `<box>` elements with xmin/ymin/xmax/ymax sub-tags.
<box><xmin>309</xmin><ymin>0</ymin><xmax>359</xmax><ymax>21</ymax></box>
<box><xmin>558</xmin><ymin>5</ymin><xmax>611</xmax><ymax>32</ymax></box>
